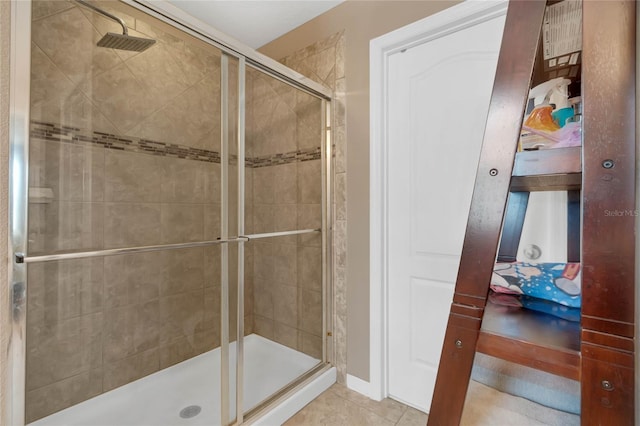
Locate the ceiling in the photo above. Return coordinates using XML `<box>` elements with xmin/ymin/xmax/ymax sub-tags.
<box><xmin>167</xmin><ymin>1</ymin><xmax>345</xmax><ymax>49</ymax></box>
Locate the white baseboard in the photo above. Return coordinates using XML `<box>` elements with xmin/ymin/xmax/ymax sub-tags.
<box><xmin>346</xmin><ymin>374</ymin><xmax>372</xmax><ymax>399</ymax></box>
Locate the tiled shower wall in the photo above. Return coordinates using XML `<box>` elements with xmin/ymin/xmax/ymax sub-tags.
<box><xmin>279</xmin><ymin>32</ymin><xmax>348</xmax><ymax>383</ymax></box>
<box><xmin>26</xmin><ymin>0</ymin><xmax>325</xmax><ymax>422</ymax></box>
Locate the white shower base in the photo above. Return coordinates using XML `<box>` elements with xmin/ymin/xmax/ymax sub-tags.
<box><xmin>30</xmin><ymin>334</ymin><xmax>333</xmax><ymax>426</ymax></box>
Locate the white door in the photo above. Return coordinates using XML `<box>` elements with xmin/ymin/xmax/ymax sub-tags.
<box><xmin>386</xmin><ymin>14</ymin><xmax>506</xmax><ymax>411</ymax></box>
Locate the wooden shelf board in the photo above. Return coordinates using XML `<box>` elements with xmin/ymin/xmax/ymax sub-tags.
<box><xmin>510</xmin><ymin>173</ymin><xmax>581</xmax><ymax>192</ymax></box>
<box><xmin>510</xmin><ymin>147</ymin><xmax>582</xmax><ymax>191</ymax></box>
<box><xmin>513</xmin><ymin>147</ymin><xmax>581</xmax><ymax>176</ymax></box>
<box><xmin>478</xmin><ymin>299</ymin><xmax>581</xmax><ymax>380</ymax></box>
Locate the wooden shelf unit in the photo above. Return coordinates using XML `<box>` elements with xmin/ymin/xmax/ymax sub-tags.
<box><xmin>428</xmin><ymin>1</ymin><xmax>636</xmax><ymax>424</ymax></box>
<box><xmin>478</xmin><ymin>145</ymin><xmax>583</xmax><ymax>379</ymax></box>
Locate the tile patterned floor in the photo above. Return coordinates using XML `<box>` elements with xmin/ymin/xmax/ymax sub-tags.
<box><xmin>284</xmin><ymin>381</ymin><xmax>580</xmax><ymax>426</ymax></box>
<box><xmin>284</xmin><ymin>384</ymin><xmax>426</xmax><ymax>426</ymax></box>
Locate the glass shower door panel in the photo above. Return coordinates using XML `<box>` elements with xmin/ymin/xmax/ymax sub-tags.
<box><xmin>26</xmin><ymin>1</ymin><xmax>225</xmax><ymax>424</ymax></box>
<box><xmin>242</xmin><ymin>236</ymin><xmax>324</xmax><ymax>414</ymax></box>
<box><xmin>219</xmin><ymin>52</ymin><xmax>243</xmax><ymax>425</ymax></box>
<box><xmin>243</xmin><ymin>67</ymin><xmax>325</xmax><ymax>414</ymax></box>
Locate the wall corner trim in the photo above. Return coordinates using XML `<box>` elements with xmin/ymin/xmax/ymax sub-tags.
<box><xmin>346</xmin><ymin>374</ymin><xmax>373</xmax><ymax>400</ymax></box>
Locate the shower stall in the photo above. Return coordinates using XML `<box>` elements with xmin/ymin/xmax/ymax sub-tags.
<box><xmin>8</xmin><ymin>1</ymin><xmax>334</xmax><ymax>425</ymax></box>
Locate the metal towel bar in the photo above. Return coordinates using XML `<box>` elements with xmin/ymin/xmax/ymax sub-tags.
<box><xmin>15</xmin><ymin>228</ymin><xmax>320</xmax><ymax>264</ymax></box>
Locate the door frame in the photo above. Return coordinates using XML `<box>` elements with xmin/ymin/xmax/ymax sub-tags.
<box><xmin>369</xmin><ymin>0</ymin><xmax>508</xmax><ymax>402</ymax></box>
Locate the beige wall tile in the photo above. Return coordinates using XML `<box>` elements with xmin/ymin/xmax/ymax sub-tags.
<box><xmin>244</xmin><ymin>314</ymin><xmax>254</xmax><ymax>336</ymax></box>
<box><xmin>253</xmin><ymin>163</ymin><xmax>297</xmax><ymax>205</ymax></box>
<box><xmin>300</xmin><ymin>289</ymin><xmax>323</xmax><ymax>337</ymax></box>
<box><xmin>43</xmin><ymin>201</ymin><xmax>104</xmax><ymax>252</ymax></box>
<box><xmin>204</xmin><ymin>163</ymin><xmax>221</xmax><ymax>204</ymax></box>
<box><xmin>78</xmin><ymin>1</ymin><xmax>136</xmax><ymax>34</ymax></box>
<box><xmin>103</xmin><ymin>301</ymin><xmax>159</xmax><ymax>363</ymax></box>
<box><xmin>26</xmin><ymin>264</ymin><xmax>46</xmax><ymax>314</ymax></box>
<box><xmin>25</xmin><ymin>368</ymin><xmax>102</xmax><ymax>423</ymax></box>
<box><xmin>335</xmin><ymin>266</ymin><xmax>347</xmax><ymax>318</ymax></box>
<box><xmin>30</xmin><ymin>139</ymin><xmax>105</xmax><ymax>202</ymax></box>
<box><xmin>104</xmin><ymin>251</ymin><xmax>162</xmax><ymax>309</ymax></box>
<box><xmin>124</xmin><ymin>39</ymin><xmax>191</xmax><ymax>104</ymax></box>
<box><xmin>336</xmin><ymin>35</ymin><xmax>345</xmax><ymax>79</ymax></box>
<box><xmin>161</xmin><ymin>248</ymin><xmax>205</xmax><ymax>296</ymax></box>
<box><xmin>103</xmin><ymin>348</ymin><xmax>160</xmax><ymax>392</ymax></box>
<box><xmin>297</xmin><ymin>160</ymin><xmax>322</xmax><ymax>205</ymax></box>
<box><xmin>159</xmin><ymin>328</ymin><xmax>217</xmax><ymax>369</ymax></box>
<box><xmin>203</xmin><ymin>203</ymin><xmax>221</xmax><ymax>241</ymax></box>
<box><xmin>274</xmin><ymin>321</ymin><xmax>299</xmax><ymax>351</ymax></box>
<box><xmin>105</xmin><ymin>150</ymin><xmax>162</xmax><ymax>203</ymax></box>
<box><xmin>297</xmin><ymin>118</ymin><xmax>321</xmax><ymax>151</ymax></box>
<box><xmin>253</xmin><ymin>241</ymin><xmax>297</xmax><ymax>284</ymax></box>
<box><xmin>301</xmin><ymin>332</ymin><xmax>323</xmax><ymax>360</ymax></box>
<box><xmin>41</xmin><ymin>258</ymin><xmax>104</xmax><ymax>320</ymax></box>
<box><xmin>203</xmin><ymin>286</ymin><xmax>221</xmax><ymax>331</ymax></box>
<box><xmin>334</xmin><ymin>124</ymin><xmax>347</xmax><ymax>174</ymax></box>
<box><xmin>159</xmin><ymin>290</ymin><xmax>205</xmax><ymax>346</ymax></box>
<box><xmin>253</xmin><ymin>315</ymin><xmax>274</xmax><ymax>340</ymax></box>
<box><xmin>32</xmin><ymin>0</ymin><xmax>74</xmax><ymax>21</ymax></box>
<box><xmin>295</xmin><ymin>91</ymin><xmax>322</xmax><ymax>144</ymax></box>
<box><xmin>335</xmin><ymin>171</ymin><xmax>346</xmax><ymax>220</ymax></box>
<box><xmin>160</xmin><ymin>157</ymin><xmax>208</xmax><ymax>203</ymax></box>
<box><xmin>169</xmin><ymin>40</ymin><xmax>220</xmax><ymax>87</ymax></box>
<box><xmin>273</xmin><ymin>284</ymin><xmax>298</xmax><ymax>326</ymax></box>
<box><xmin>253</xmin><ymin>279</ymin><xmax>274</xmax><ymax>320</ymax></box>
<box><xmin>274</xmin><ymin>204</ymin><xmax>298</xmax><ymax>231</ymax></box>
<box><xmin>297</xmin><ymin>203</ymin><xmax>321</xmax><ymax>233</ymax></box>
<box><xmin>334</xmin><ymin>219</ymin><xmax>347</xmax><ymax>268</ymax></box>
<box><xmin>203</xmin><ymin>245</ymin><xmax>221</xmax><ymax>288</ymax></box>
<box><xmin>252</xmin><ymin>204</ymin><xmax>276</xmax><ymax>234</ymax></box>
<box><xmin>160</xmin><ymin>203</ymin><xmax>204</xmax><ymax>243</ymax></box>
<box><xmin>83</xmin><ymin>62</ymin><xmax>152</xmax><ymax>134</ymax></box>
<box><xmin>32</xmin><ymin>7</ymin><xmax>122</xmax><ymax>87</ymax></box>
<box><xmin>26</xmin><ymin>312</ymin><xmax>103</xmax><ymax>391</ymax></box>
<box><xmin>334</xmin><ymin>311</ymin><xmax>347</xmax><ymax>383</ymax></box>
<box><xmin>308</xmin><ymin>47</ymin><xmax>336</xmax><ymax>83</ymax></box>
<box><xmin>131</xmin><ymin>76</ymin><xmax>219</xmax><ymax>148</ymax></box>
<box><xmin>103</xmin><ymin>202</ymin><xmax>161</xmax><ymax>248</ymax></box>
<box><xmin>298</xmin><ymin>245</ymin><xmax>322</xmax><ymax>292</ymax></box>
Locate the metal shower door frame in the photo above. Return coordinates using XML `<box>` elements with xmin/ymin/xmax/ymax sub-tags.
<box><xmin>8</xmin><ymin>1</ymin><xmax>334</xmax><ymax>425</ymax></box>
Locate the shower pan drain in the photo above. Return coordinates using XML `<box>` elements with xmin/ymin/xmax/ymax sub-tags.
<box><xmin>179</xmin><ymin>405</ymin><xmax>202</xmax><ymax>419</ymax></box>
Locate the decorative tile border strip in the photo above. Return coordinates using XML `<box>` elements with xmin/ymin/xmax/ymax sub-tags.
<box><xmin>30</xmin><ymin>121</ymin><xmax>320</xmax><ymax>168</ymax></box>
<box><xmin>250</xmin><ymin>147</ymin><xmax>322</xmax><ymax>168</ymax></box>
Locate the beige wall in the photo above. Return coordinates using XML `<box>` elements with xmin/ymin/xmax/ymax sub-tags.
<box><xmin>260</xmin><ymin>0</ymin><xmax>461</xmax><ymax>381</ymax></box>
<box><xmin>1</xmin><ymin>1</ymin><xmax>11</xmax><ymax>424</ymax></box>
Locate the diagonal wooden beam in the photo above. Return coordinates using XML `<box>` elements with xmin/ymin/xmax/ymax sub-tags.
<box><xmin>427</xmin><ymin>1</ymin><xmax>547</xmax><ymax>424</ymax></box>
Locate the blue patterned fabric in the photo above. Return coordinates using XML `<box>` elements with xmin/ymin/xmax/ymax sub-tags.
<box><xmin>491</xmin><ymin>262</ymin><xmax>581</xmax><ymax>308</ymax></box>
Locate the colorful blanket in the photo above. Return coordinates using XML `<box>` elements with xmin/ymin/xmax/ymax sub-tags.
<box><xmin>490</xmin><ymin>262</ymin><xmax>581</xmax><ymax>308</ymax></box>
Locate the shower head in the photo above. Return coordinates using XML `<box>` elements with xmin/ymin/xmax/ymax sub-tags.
<box><xmin>75</xmin><ymin>0</ymin><xmax>156</xmax><ymax>52</ymax></box>
<box><xmin>97</xmin><ymin>32</ymin><xmax>156</xmax><ymax>52</ymax></box>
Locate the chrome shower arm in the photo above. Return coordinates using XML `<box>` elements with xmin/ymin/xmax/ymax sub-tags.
<box><xmin>74</xmin><ymin>0</ymin><xmax>128</xmax><ymax>36</ymax></box>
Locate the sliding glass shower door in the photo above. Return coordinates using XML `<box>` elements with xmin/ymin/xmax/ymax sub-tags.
<box><xmin>14</xmin><ymin>1</ymin><xmax>330</xmax><ymax>425</ymax></box>
<box><xmin>239</xmin><ymin>67</ymin><xmax>327</xmax><ymax>418</ymax></box>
